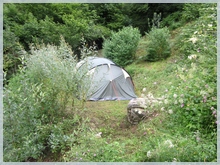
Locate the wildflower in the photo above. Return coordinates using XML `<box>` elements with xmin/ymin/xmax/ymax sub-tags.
<box><xmin>147</xmin><ymin>151</ymin><xmax>151</xmax><ymax>158</ymax></box>
<box><xmin>208</xmin><ymin>24</ymin><xmax>212</xmax><ymax>27</ymax></box>
<box><xmin>142</xmin><ymin>88</ymin><xmax>147</xmax><ymax>92</ymax></box>
<box><xmin>194</xmin><ymin>31</ymin><xmax>198</xmax><ymax>34</ymax></box>
<box><xmin>189</xmin><ymin>37</ymin><xmax>198</xmax><ymax>44</ymax></box>
<box><xmin>211</xmin><ymin>107</ymin><xmax>215</xmax><ymax>110</ymax></box>
<box><xmin>181</xmin><ymin>103</ymin><xmax>184</xmax><ymax>108</ymax></box>
<box><xmin>161</xmin><ymin>107</ymin><xmax>165</xmax><ymax>111</ymax></box>
<box><xmin>173</xmin><ymin>94</ymin><xmax>177</xmax><ymax>98</ymax></box>
<box><xmin>94</xmin><ymin>154</ymin><xmax>97</xmax><ymax>156</ymax></box>
<box><xmin>143</xmin><ymin>132</ymin><xmax>147</xmax><ymax>135</ymax></box>
<box><xmin>216</xmin><ymin>121</ymin><xmax>218</xmax><ymax>125</ymax></box>
<box><xmin>173</xmin><ymin>158</ymin><xmax>177</xmax><ymax>162</ymax></box>
<box><xmin>165</xmin><ymin>89</ymin><xmax>168</xmax><ymax>92</ymax></box>
<box><xmin>188</xmin><ymin>54</ymin><xmax>197</xmax><ymax>60</ymax></box>
<box><xmin>179</xmin><ymin>98</ymin><xmax>184</xmax><ymax>104</ymax></box>
<box><xmin>212</xmin><ymin>97</ymin><xmax>216</xmax><ymax>101</ymax></box>
<box><xmin>95</xmin><ymin>132</ymin><xmax>102</xmax><ymax>138</ymax></box>
<box><xmin>212</xmin><ymin>110</ymin><xmax>216</xmax><ymax>115</ymax></box>
<box><xmin>164</xmin><ymin>140</ymin><xmax>174</xmax><ymax>148</ymax></box>
<box><xmin>164</xmin><ymin>99</ymin><xmax>169</xmax><ymax>104</ymax></box>
<box><xmin>203</xmin><ymin>96</ymin><xmax>207</xmax><ymax>103</ymax></box>
<box><xmin>168</xmin><ymin>109</ymin><xmax>173</xmax><ymax>114</ymax></box>
<box><xmin>153</xmin><ymin>82</ymin><xmax>157</xmax><ymax>85</ymax></box>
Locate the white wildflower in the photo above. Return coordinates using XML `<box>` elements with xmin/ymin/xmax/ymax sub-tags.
<box><xmin>168</xmin><ymin>109</ymin><xmax>173</xmax><ymax>114</ymax></box>
<box><xmin>179</xmin><ymin>98</ymin><xmax>184</xmax><ymax>104</ymax></box>
<box><xmin>95</xmin><ymin>132</ymin><xmax>102</xmax><ymax>138</ymax></box>
<box><xmin>142</xmin><ymin>88</ymin><xmax>147</xmax><ymax>92</ymax></box>
<box><xmin>191</xmin><ymin>54</ymin><xmax>197</xmax><ymax>59</ymax></box>
<box><xmin>173</xmin><ymin>158</ymin><xmax>177</xmax><ymax>162</ymax></box>
<box><xmin>147</xmin><ymin>150</ymin><xmax>151</xmax><ymax>158</ymax></box>
<box><xmin>161</xmin><ymin>107</ymin><xmax>165</xmax><ymax>111</ymax></box>
<box><xmin>189</xmin><ymin>37</ymin><xmax>198</xmax><ymax>44</ymax></box>
<box><xmin>200</xmin><ymin>90</ymin><xmax>207</xmax><ymax>96</ymax></box>
<box><xmin>164</xmin><ymin>140</ymin><xmax>174</xmax><ymax>148</ymax></box>
<box><xmin>164</xmin><ymin>99</ymin><xmax>169</xmax><ymax>104</ymax></box>
<box><xmin>174</xmin><ymin>100</ymin><xmax>178</xmax><ymax>105</ymax></box>
<box><xmin>173</xmin><ymin>94</ymin><xmax>178</xmax><ymax>98</ymax></box>
<box><xmin>158</xmin><ymin>101</ymin><xmax>163</xmax><ymax>104</ymax></box>
<box><xmin>208</xmin><ymin>24</ymin><xmax>212</xmax><ymax>27</ymax></box>
<box><xmin>188</xmin><ymin>54</ymin><xmax>197</xmax><ymax>60</ymax></box>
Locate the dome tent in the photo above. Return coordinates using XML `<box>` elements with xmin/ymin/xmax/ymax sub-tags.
<box><xmin>76</xmin><ymin>56</ymin><xmax>137</xmax><ymax>101</ymax></box>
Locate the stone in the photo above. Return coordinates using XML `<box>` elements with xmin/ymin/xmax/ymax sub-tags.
<box><xmin>127</xmin><ymin>98</ymin><xmax>148</xmax><ymax>125</ymax></box>
<box><xmin>127</xmin><ymin>94</ymin><xmax>162</xmax><ymax>125</ymax></box>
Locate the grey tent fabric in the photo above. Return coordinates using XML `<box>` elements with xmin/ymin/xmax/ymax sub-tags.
<box><xmin>77</xmin><ymin>57</ymin><xmax>137</xmax><ymax>101</ymax></box>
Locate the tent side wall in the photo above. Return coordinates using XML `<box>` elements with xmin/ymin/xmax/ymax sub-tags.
<box><xmin>87</xmin><ymin>64</ymin><xmax>137</xmax><ymax>101</ymax></box>
<box><xmin>76</xmin><ymin>57</ymin><xmax>137</xmax><ymax>101</ymax></box>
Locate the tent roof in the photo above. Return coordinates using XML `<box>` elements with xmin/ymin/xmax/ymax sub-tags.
<box><xmin>76</xmin><ymin>56</ymin><xmax>137</xmax><ymax>101</ymax></box>
<box><xmin>76</xmin><ymin>56</ymin><xmax>115</xmax><ymax>70</ymax></box>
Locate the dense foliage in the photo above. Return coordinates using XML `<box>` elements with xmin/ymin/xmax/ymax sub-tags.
<box><xmin>103</xmin><ymin>26</ymin><xmax>141</xmax><ymax>67</ymax></box>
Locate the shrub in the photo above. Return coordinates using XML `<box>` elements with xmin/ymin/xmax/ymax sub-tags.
<box><xmin>3</xmin><ymin>37</ymin><xmax>92</xmax><ymax>161</ymax></box>
<box><xmin>165</xmin><ymin>4</ymin><xmax>217</xmax><ymax>135</ymax></box>
<box><xmin>103</xmin><ymin>26</ymin><xmax>141</xmax><ymax>67</ymax></box>
<box><xmin>144</xmin><ymin>27</ymin><xmax>171</xmax><ymax>62</ymax></box>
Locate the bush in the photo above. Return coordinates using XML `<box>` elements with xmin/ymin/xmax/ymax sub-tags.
<box><xmin>165</xmin><ymin>4</ymin><xmax>217</xmax><ymax>135</ymax></box>
<box><xmin>3</xmin><ymin>37</ymin><xmax>91</xmax><ymax>161</ymax></box>
<box><xmin>144</xmin><ymin>27</ymin><xmax>171</xmax><ymax>62</ymax></box>
<box><xmin>103</xmin><ymin>26</ymin><xmax>141</xmax><ymax>67</ymax></box>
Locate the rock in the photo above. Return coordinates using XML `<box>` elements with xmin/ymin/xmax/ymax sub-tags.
<box><xmin>127</xmin><ymin>95</ymin><xmax>161</xmax><ymax>125</ymax></box>
<box><xmin>127</xmin><ymin>98</ymin><xmax>148</xmax><ymax>125</ymax></box>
